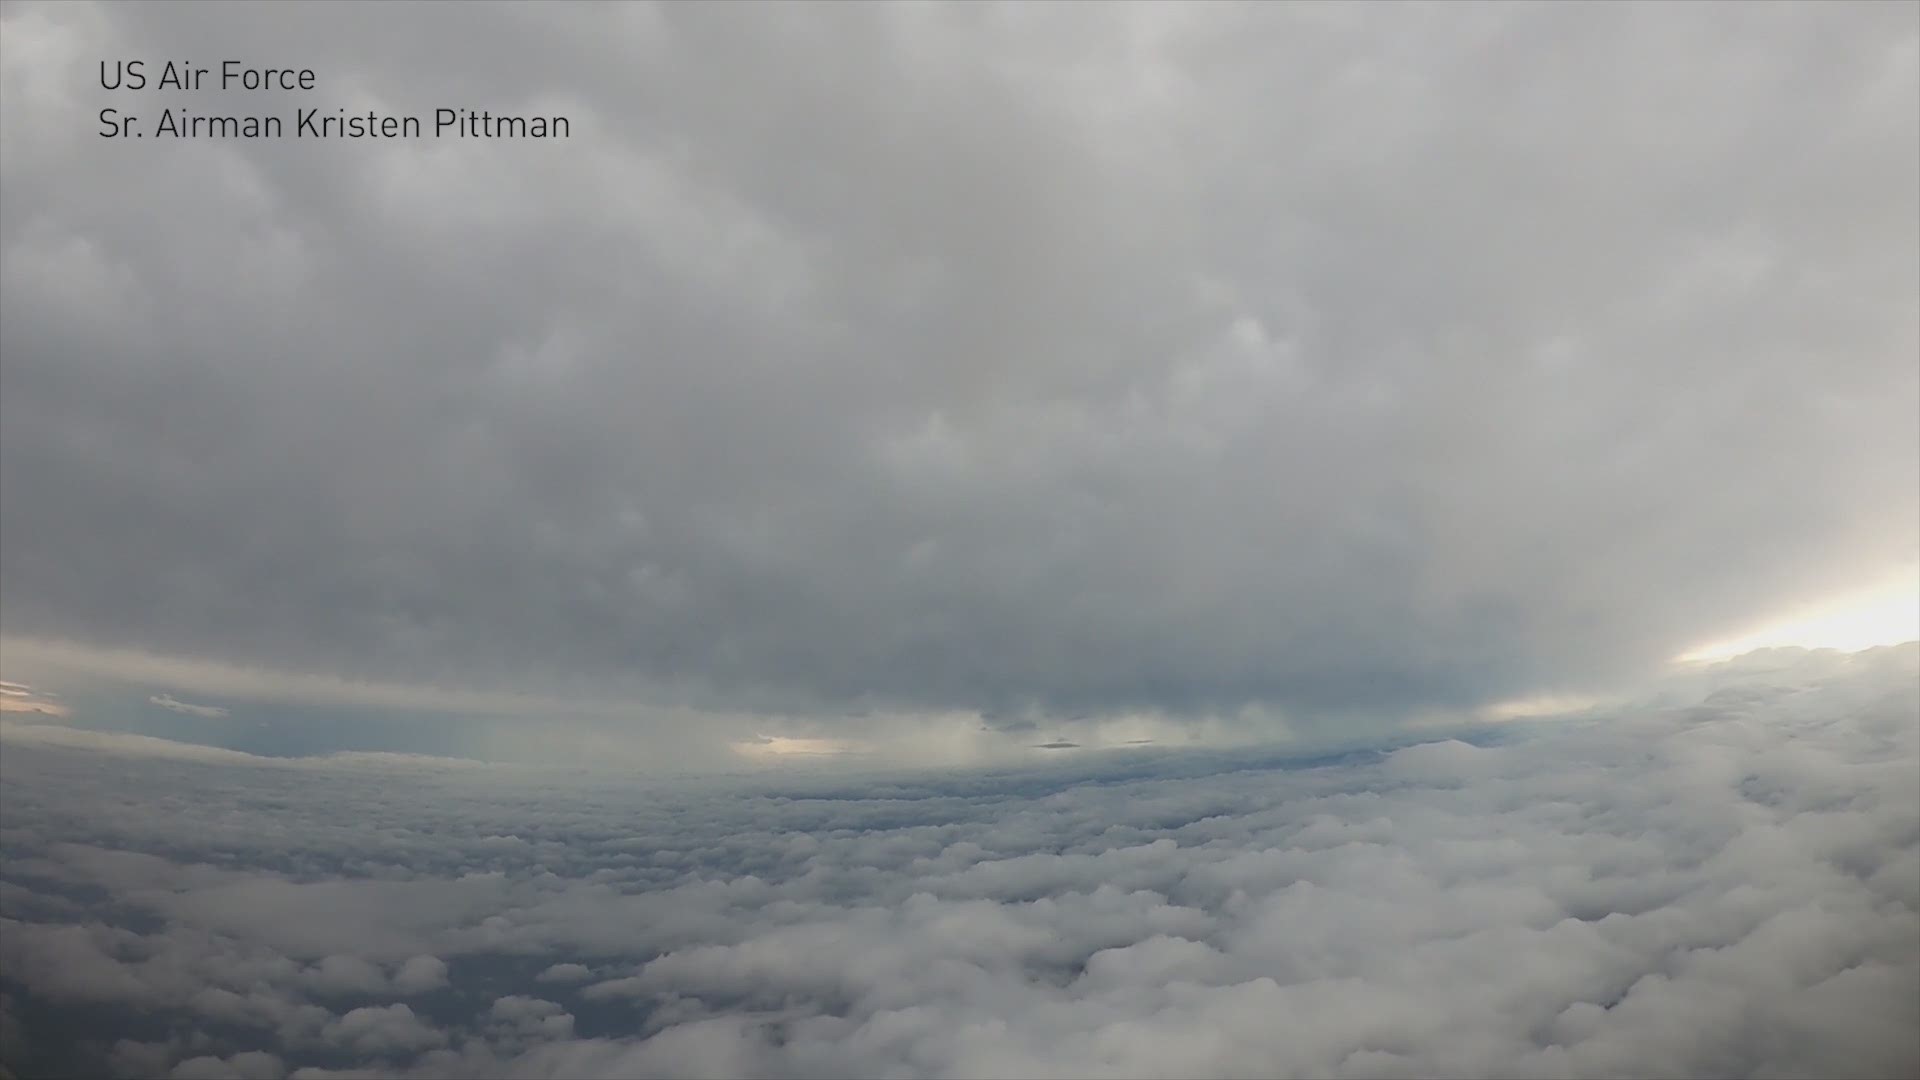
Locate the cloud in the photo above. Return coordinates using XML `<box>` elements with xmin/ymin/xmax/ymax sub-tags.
<box><xmin>480</xmin><ymin>997</ymin><xmax>574</xmax><ymax>1052</ymax></box>
<box><xmin>0</xmin><ymin>2</ymin><xmax>1913</xmax><ymax>730</ymax></box>
<box><xmin>317</xmin><ymin>1004</ymin><xmax>444</xmax><ymax>1059</ymax></box>
<box><xmin>532</xmin><ymin>964</ymin><xmax>592</xmax><ymax>986</ymax></box>
<box><xmin>300</xmin><ymin>957</ymin><xmax>386</xmax><ymax>999</ymax></box>
<box><xmin>0</xmin><ymin>646</ymin><xmax>1913</xmax><ymax>1078</ymax></box>
<box><xmin>0</xmin><ymin>680</ymin><xmax>68</xmax><ymax>718</ymax></box>
<box><xmin>0</xmin><ymin>722</ymin><xmax>290</xmax><ymax>765</ymax></box>
<box><xmin>391</xmin><ymin>957</ymin><xmax>447</xmax><ymax>997</ymax></box>
<box><xmin>7</xmin><ymin>637</ymin><xmax>608</xmax><ymax>718</ymax></box>
<box><xmin>167</xmin><ymin>1052</ymin><xmax>285</xmax><ymax>1080</ymax></box>
<box><xmin>150</xmin><ymin>694</ymin><xmax>232</xmax><ymax>719</ymax></box>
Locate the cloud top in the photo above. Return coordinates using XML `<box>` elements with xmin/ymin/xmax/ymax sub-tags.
<box><xmin>1</xmin><ymin>645</ymin><xmax>1914</xmax><ymax>1078</ymax></box>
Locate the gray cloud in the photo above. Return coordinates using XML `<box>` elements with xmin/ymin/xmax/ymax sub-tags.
<box><xmin>0</xmin><ymin>645</ymin><xmax>1914</xmax><ymax>1078</ymax></box>
<box><xmin>531</xmin><ymin>964</ymin><xmax>591</xmax><ymax>986</ymax></box>
<box><xmin>390</xmin><ymin>958</ymin><xmax>447</xmax><ymax>998</ymax></box>
<box><xmin>0</xmin><ymin>2</ymin><xmax>1913</xmax><ymax>727</ymax></box>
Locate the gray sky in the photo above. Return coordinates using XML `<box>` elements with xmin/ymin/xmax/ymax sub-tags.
<box><xmin>1</xmin><ymin>2</ymin><xmax>1915</xmax><ymax>753</ymax></box>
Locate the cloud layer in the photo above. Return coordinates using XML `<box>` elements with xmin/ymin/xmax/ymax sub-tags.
<box><xmin>2</xmin><ymin>2</ymin><xmax>1916</xmax><ymax>725</ymax></box>
<box><xmin>2</xmin><ymin>645</ymin><xmax>1914</xmax><ymax>1078</ymax></box>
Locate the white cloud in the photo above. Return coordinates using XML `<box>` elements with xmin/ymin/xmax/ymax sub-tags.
<box><xmin>0</xmin><ymin>646</ymin><xmax>1913</xmax><ymax>1078</ymax></box>
<box><xmin>390</xmin><ymin>957</ymin><xmax>447</xmax><ymax>997</ymax></box>
<box><xmin>532</xmin><ymin>964</ymin><xmax>592</xmax><ymax>985</ymax></box>
<box><xmin>317</xmin><ymin>1005</ymin><xmax>443</xmax><ymax>1059</ymax></box>
<box><xmin>149</xmin><ymin>694</ymin><xmax>231</xmax><ymax>719</ymax></box>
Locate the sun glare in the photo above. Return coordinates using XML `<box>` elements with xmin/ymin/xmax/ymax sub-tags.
<box><xmin>730</xmin><ymin>734</ymin><xmax>866</xmax><ymax>760</ymax></box>
<box><xmin>1676</xmin><ymin>569</ymin><xmax>1920</xmax><ymax>664</ymax></box>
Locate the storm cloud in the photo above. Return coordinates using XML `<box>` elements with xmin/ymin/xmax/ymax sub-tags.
<box><xmin>1</xmin><ymin>645</ymin><xmax>1915</xmax><ymax>1078</ymax></box>
<box><xmin>1</xmin><ymin>1</ymin><xmax>1914</xmax><ymax>727</ymax></box>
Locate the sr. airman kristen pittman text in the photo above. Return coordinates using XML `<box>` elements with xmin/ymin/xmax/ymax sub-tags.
<box><xmin>100</xmin><ymin>107</ymin><xmax>571</xmax><ymax>139</ymax></box>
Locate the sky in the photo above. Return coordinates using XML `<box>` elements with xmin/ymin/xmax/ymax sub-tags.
<box><xmin>0</xmin><ymin>0</ymin><xmax>1915</xmax><ymax>768</ymax></box>
<box><xmin>1</xmin><ymin>4</ymin><xmax>1918</xmax><ymax>1078</ymax></box>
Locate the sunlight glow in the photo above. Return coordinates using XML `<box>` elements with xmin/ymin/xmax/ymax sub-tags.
<box><xmin>1478</xmin><ymin>693</ymin><xmax>1603</xmax><ymax>722</ymax></box>
<box><xmin>1676</xmin><ymin>569</ymin><xmax>1920</xmax><ymax>664</ymax></box>
<box><xmin>729</xmin><ymin>734</ymin><xmax>867</xmax><ymax>760</ymax></box>
<box><xmin>0</xmin><ymin>680</ymin><xmax>70</xmax><ymax>718</ymax></box>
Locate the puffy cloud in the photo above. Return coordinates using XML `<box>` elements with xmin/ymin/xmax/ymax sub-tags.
<box><xmin>532</xmin><ymin>964</ymin><xmax>592</xmax><ymax>986</ymax></box>
<box><xmin>301</xmin><ymin>957</ymin><xmax>387</xmax><ymax>999</ymax></box>
<box><xmin>0</xmin><ymin>646</ymin><xmax>1914</xmax><ymax>1078</ymax></box>
<box><xmin>390</xmin><ymin>957</ymin><xmax>448</xmax><ymax>997</ymax></box>
<box><xmin>317</xmin><ymin>1005</ymin><xmax>444</xmax><ymax>1060</ymax></box>
<box><xmin>483</xmin><ymin>997</ymin><xmax>574</xmax><ymax>1051</ymax></box>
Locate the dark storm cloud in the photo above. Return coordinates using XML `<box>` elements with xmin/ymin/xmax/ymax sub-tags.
<box><xmin>1</xmin><ymin>2</ymin><xmax>1915</xmax><ymax>721</ymax></box>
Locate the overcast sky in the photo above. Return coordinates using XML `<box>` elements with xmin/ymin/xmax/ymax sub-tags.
<box><xmin>1</xmin><ymin>2</ymin><xmax>1915</xmax><ymax>759</ymax></box>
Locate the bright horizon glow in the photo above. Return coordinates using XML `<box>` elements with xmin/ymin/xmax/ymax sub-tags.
<box><xmin>1676</xmin><ymin>568</ymin><xmax>1920</xmax><ymax>664</ymax></box>
<box><xmin>0</xmin><ymin>679</ymin><xmax>69</xmax><ymax>718</ymax></box>
<box><xmin>1478</xmin><ymin>693</ymin><xmax>1604</xmax><ymax>722</ymax></box>
<box><xmin>730</xmin><ymin>734</ymin><xmax>869</xmax><ymax>760</ymax></box>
